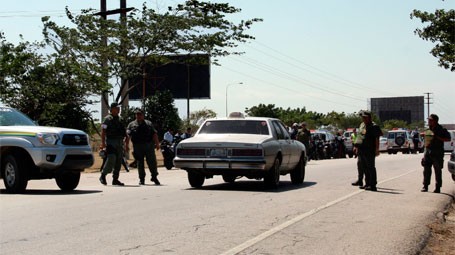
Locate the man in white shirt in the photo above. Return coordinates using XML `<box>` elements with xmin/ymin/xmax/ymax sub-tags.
<box><xmin>163</xmin><ymin>128</ymin><xmax>174</xmax><ymax>143</ymax></box>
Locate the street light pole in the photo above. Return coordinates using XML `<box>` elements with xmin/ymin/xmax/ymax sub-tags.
<box><xmin>225</xmin><ymin>82</ymin><xmax>243</xmax><ymax>116</ymax></box>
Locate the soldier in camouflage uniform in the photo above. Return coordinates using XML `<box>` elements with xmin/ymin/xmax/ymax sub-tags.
<box><xmin>99</xmin><ymin>103</ymin><xmax>129</xmax><ymax>186</ymax></box>
<box><xmin>296</xmin><ymin>122</ymin><xmax>311</xmax><ymax>153</ymax></box>
<box><xmin>421</xmin><ymin>114</ymin><xmax>450</xmax><ymax>193</ymax></box>
<box><xmin>127</xmin><ymin>109</ymin><xmax>161</xmax><ymax>185</ymax></box>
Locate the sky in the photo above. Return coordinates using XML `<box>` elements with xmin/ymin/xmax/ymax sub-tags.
<box><xmin>1</xmin><ymin>0</ymin><xmax>454</xmax><ymax>124</ymax></box>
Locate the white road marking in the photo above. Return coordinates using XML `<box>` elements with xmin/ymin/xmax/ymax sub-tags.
<box><xmin>220</xmin><ymin>169</ymin><xmax>417</xmax><ymax>255</ymax></box>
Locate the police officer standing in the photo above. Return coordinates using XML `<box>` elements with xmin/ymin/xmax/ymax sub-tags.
<box><xmin>297</xmin><ymin>122</ymin><xmax>311</xmax><ymax>152</ymax></box>
<box><xmin>353</xmin><ymin>110</ymin><xmax>382</xmax><ymax>191</ymax></box>
<box><xmin>421</xmin><ymin>114</ymin><xmax>450</xmax><ymax>193</ymax></box>
<box><xmin>99</xmin><ymin>103</ymin><xmax>129</xmax><ymax>186</ymax></box>
<box><xmin>127</xmin><ymin>109</ymin><xmax>161</xmax><ymax>185</ymax></box>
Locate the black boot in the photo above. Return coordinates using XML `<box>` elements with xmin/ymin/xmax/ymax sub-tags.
<box><xmin>421</xmin><ymin>185</ymin><xmax>428</xmax><ymax>192</ymax></box>
<box><xmin>112</xmin><ymin>179</ymin><xmax>125</xmax><ymax>186</ymax></box>
<box><xmin>434</xmin><ymin>187</ymin><xmax>440</xmax><ymax>193</ymax></box>
<box><xmin>151</xmin><ymin>176</ymin><xmax>160</xmax><ymax>185</ymax></box>
<box><xmin>99</xmin><ymin>174</ymin><xmax>107</xmax><ymax>185</ymax></box>
<box><xmin>351</xmin><ymin>180</ymin><xmax>363</xmax><ymax>186</ymax></box>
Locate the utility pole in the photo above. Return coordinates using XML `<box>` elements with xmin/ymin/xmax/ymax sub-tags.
<box><xmin>99</xmin><ymin>0</ymin><xmax>108</xmax><ymax>119</ymax></box>
<box><xmin>95</xmin><ymin>0</ymin><xmax>134</xmax><ymax>118</ymax></box>
<box><xmin>424</xmin><ymin>92</ymin><xmax>433</xmax><ymax>125</ymax></box>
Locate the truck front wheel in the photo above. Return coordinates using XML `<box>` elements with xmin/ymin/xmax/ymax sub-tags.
<box><xmin>2</xmin><ymin>154</ymin><xmax>28</xmax><ymax>193</ymax></box>
<box><xmin>55</xmin><ymin>171</ymin><xmax>81</xmax><ymax>191</ymax></box>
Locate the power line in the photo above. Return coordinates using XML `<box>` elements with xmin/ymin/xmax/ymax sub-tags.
<box><xmin>249</xmin><ymin>41</ymin><xmax>397</xmax><ymax>97</ymax></box>
<box><xmin>220</xmin><ymin>64</ymin><xmax>360</xmax><ymax>109</ymax></box>
<box><xmin>230</xmin><ymin>55</ymin><xmax>365</xmax><ymax>102</ymax></box>
<box><xmin>0</xmin><ymin>10</ymin><xmax>82</xmax><ymax>18</ymax></box>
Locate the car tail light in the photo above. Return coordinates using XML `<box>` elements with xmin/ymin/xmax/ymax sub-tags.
<box><xmin>231</xmin><ymin>149</ymin><xmax>263</xmax><ymax>157</ymax></box>
<box><xmin>177</xmin><ymin>148</ymin><xmax>206</xmax><ymax>156</ymax></box>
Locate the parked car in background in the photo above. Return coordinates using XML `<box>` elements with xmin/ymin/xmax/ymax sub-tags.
<box><xmin>343</xmin><ymin>129</ymin><xmax>355</xmax><ymax>158</ymax></box>
<box><xmin>444</xmin><ymin>130</ymin><xmax>455</xmax><ymax>152</ymax></box>
<box><xmin>173</xmin><ymin>112</ymin><xmax>307</xmax><ymax>189</ymax></box>
<box><xmin>0</xmin><ymin>107</ymin><xmax>94</xmax><ymax>193</ymax></box>
<box><xmin>379</xmin><ymin>136</ymin><xmax>387</xmax><ymax>152</ymax></box>
<box><xmin>386</xmin><ymin>129</ymin><xmax>412</xmax><ymax>154</ymax></box>
<box><xmin>310</xmin><ymin>130</ymin><xmax>337</xmax><ymax>159</ymax></box>
<box><xmin>448</xmin><ymin>148</ymin><xmax>455</xmax><ymax>181</ymax></box>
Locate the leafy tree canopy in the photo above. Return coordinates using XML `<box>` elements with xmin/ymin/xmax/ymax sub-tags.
<box><xmin>41</xmin><ymin>1</ymin><xmax>262</xmax><ymax>106</ymax></box>
<box><xmin>0</xmin><ymin>34</ymin><xmax>94</xmax><ymax>131</ymax></box>
<box><xmin>1</xmin><ymin>1</ymin><xmax>261</xmax><ymax>133</ymax></box>
<box><xmin>411</xmin><ymin>7</ymin><xmax>455</xmax><ymax>71</ymax></box>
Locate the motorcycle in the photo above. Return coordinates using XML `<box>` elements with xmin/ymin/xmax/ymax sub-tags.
<box><xmin>160</xmin><ymin>136</ymin><xmax>182</xmax><ymax>170</ymax></box>
<box><xmin>315</xmin><ymin>137</ymin><xmax>326</xmax><ymax>160</ymax></box>
<box><xmin>331</xmin><ymin>135</ymin><xmax>346</xmax><ymax>159</ymax></box>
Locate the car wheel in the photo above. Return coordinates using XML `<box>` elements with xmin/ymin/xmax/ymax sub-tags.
<box><xmin>290</xmin><ymin>155</ymin><xmax>305</xmax><ymax>184</ymax></box>
<box><xmin>222</xmin><ymin>175</ymin><xmax>236</xmax><ymax>183</ymax></box>
<box><xmin>188</xmin><ymin>171</ymin><xmax>205</xmax><ymax>188</ymax></box>
<box><xmin>348</xmin><ymin>152</ymin><xmax>353</xmax><ymax>158</ymax></box>
<box><xmin>2</xmin><ymin>154</ymin><xmax>28</xmax><ymax>193</ymax></box>
<box><xmin>387</xmin><ymin>150</ymin><xmax>392</xmax><ymax>155</ymax></box>
<box><xmin>55</xmin><ymin>171</ymin><xmax>81</xmax><ymax>191</ymax></box>
<box><xmin>264</xmin><ymin>157</ymin><xmax>280</xmax><ymax>189</ymax></box>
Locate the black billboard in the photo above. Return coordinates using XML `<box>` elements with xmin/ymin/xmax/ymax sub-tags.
<box><xmin>128</xmin><ymin>54</ymin><xmax>210</xmax><ymax>100</ymax></box>
<box><xmin>370</xmin><ymin>96</ymin><xmax>424</xmax><ymax>124</ymax></box>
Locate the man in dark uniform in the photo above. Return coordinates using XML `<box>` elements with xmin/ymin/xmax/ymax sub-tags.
<box><xmin>297</xmin><ymin>122</ymin><xmax>311</xmax><ymax>153</ymax></box>
<box><xmin>99</xmin><ymin>103</ymin><xmax>129</xmax><ymax>186</ymax></box>
<box><xmin>353</xmin><ymin>110</ymin><xmax>382</xmax><ymax>191</ymax></box>
<box><xmin>421</xmin><ymin>114</ymin><xmax>451</xmax><ymax>193</ymax></box>
<box><xmin>127</xmin><ymin>109</ymin><xmax>161</xmax><ymax>185</ymax></box>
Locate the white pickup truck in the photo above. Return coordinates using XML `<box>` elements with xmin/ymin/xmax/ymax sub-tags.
<box><xmin>0</xmin><ymin>107</ymin><xmax>94</xmax><ymax>193</ymax></box>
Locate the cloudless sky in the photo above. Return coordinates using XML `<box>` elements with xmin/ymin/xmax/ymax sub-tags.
<box><xmin>1</xmin><ymin>0</ymin><xmax>454</xmax><ymax>124</ymax></box>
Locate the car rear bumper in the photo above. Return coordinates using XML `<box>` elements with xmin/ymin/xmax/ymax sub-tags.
<box><xmin>387</xmin><ymin>146</ymin><xmax>409</xmax><ymax>152</ymax></box>
<box><xmin>174</xmin><ymin>157</ymin><xmax>267</xmax><ymax>171</ymax></box>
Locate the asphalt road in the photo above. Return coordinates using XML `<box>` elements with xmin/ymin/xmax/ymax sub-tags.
<box><xmin>1</xmin><ymin>153</ymin><xmax>454</xmax><ymax>255</ymax></box>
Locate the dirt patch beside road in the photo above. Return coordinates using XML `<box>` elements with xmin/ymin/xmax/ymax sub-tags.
<box><xmin>420</xmin><ymin>201</ymin><xmax>455</xmax><ymax>254</ymax></box>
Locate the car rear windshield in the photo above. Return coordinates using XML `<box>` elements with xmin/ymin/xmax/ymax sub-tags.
<box><xmin>311</xmin><ymin>133</ymin><xmax>327</xmax><ymax>141</ymax></box>
<box><xmin>198</xmin><ymin>120</ymin><xmax>269</xmax><ymax>135</ymax></box>
<box><xmin>388</xmin><ymin>132</ymin><xmax>407</xmax><ymax>139</ymax></box>
<box><xmin>0</xmin><ymin>107</ymin><xmax>36</xmax><ymax>126</ymax></box>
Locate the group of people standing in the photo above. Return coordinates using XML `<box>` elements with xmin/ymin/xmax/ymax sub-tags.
<box><xmin>290</xmin><ymin>122</ymin><xmax>311</xmax><ymax>151</ymax></box>
<box><xmin>350</xmin><ymin>111</ymin><xmax>451</xmax><ymax>193</ymax></box>
<box><xmin>98</xmin><ymin>103</ymin><xmax>192</xmax><ymax>186</ymax></box>
<box><xmin>163</xmin><ymin>127</ymin><xmax>192</xmax><ymax>144</ymax></box>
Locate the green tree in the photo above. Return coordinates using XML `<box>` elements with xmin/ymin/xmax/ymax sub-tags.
<box><xmin>411</xmin><ymin>7</ymin><xmax>455</xmax><ymax>71</ymax></box>
<box><xmin>245</xmin><ymin>104</ymin><xmax>280</xmax><ymax>118</ymax></box>
<box><xmin>383</xmin><ymin>119</ymin><xmax>409</xmax><ymax>130</ymax></box>
<box><xmin>143</xmin><ymin>90</ymin><xmax>182</xmax><ymax>139</ymax></box>
<box><xmin>2</xmin><ymin>1</ymin><xmax>260</xmax><ymax>131</ymax></box>
<box><xmin>0</xmin><ymin>35</ymin><xmax>95</xmax><ymax>131</ymax></box>
<box><xmin>275</xmin><ymin>107</ymin><xmax>307</xmax><ymax>127</ymax></box>
<box><xmin>41</xmin><ymin>1</ymin><xmax>262</xmax><ymax>108</ymax></box>
<box><xmin>186</xmin><ymin>108</ymin><xmax>216</xmax><ymax>125</ymax></box>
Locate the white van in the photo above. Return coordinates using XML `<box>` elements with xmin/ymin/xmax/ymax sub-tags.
<box><xmin>444</xmin><ymin>130</ymin><xmax>455</xmax><ymax>152</ymax></box>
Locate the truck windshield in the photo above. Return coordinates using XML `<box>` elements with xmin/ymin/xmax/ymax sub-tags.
<box><xmin>0</xmin><ymin>107</ymin><xmax>36</xmax><ymax>126</ymax></box>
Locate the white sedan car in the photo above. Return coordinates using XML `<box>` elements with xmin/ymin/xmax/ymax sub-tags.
<box><xmin>173</xmin><ymin>113</ymin><xmax>307</xmax><ymax>188</ymax></box>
